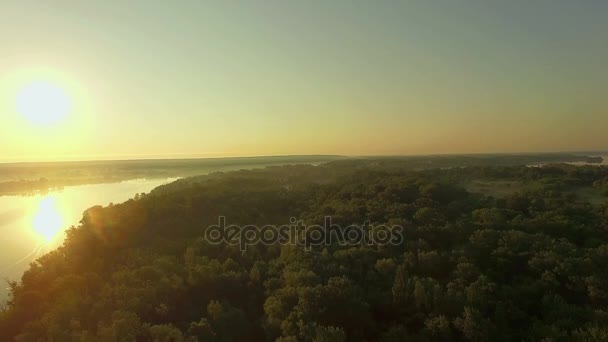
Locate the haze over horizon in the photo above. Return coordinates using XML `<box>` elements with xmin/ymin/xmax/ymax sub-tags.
<box><xmin>1</xmin><ymin>1</ymin><xmax>607</xmax><ymax>162</ymax></box>
<box><xmin>2</xmin><ymin>150</ymin><xmax>608</xmax><ymax>165</ymax></box>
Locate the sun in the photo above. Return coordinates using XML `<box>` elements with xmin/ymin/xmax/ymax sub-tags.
<box><xmin>16</xmin><ymin>81</ymin><xmax>71</xmax><ymax>126</ymax></box>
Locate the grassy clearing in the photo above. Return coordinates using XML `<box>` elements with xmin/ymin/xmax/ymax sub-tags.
<box><xmin>465</xmin><ymin>180</ymin><xmax>525</xmax><ymax>198</ymax></box>
<box><xmin>575</xmin><ymin>187</ymin><xmax>607</xmax><ymax>206</ymax></box>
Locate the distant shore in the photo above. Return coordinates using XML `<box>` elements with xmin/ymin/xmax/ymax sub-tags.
<box><xmin>0</xmin><ymin>155</ymin><xmax>343</xmax><ymax>196</ymax></box>
<box><xmin>0</xmin><ymin>154</ymin><xmax>604</xmax><ymax>196</ymax></box>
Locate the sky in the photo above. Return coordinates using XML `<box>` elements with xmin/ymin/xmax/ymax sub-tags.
<box><xmin>1</xmin><ymin>0</ymin><xmax>607</xmax><ymax>162</ymax></box>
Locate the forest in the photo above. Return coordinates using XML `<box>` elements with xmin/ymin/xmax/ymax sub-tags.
<box><xmin>1</xmin><ymin>158</ymin><xmax>608</xmax><ymax>341</ymax></box>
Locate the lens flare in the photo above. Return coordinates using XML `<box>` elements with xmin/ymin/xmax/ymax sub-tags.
<box><xmin>31</xmin><ymin>196</ymin><xmax>64</xmax><ymax>243</ymax></box>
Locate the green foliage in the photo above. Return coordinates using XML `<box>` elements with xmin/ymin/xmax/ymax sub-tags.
<box><xmin>1</xmin><ymin>161</ymin><xmax>608</xmax><ymax>341</ymax></box>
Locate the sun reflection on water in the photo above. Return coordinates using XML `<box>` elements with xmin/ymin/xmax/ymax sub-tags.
<box><xmin>31</xmin><ymin>196</ymin><xmax>65</xmax><ymax>243</ymax></box>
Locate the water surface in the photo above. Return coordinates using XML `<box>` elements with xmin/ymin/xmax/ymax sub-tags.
<box><xmin>0</xmin><ymin>178</ymin><xmax>177</xmax><ymax>302</ymax></box>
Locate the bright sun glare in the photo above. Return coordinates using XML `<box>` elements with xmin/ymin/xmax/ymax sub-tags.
<box><xmin>32</xmin><ymin>196</ymin><xmax>65</xmax><ymax>243</ymax></box>
<box><xmin>16</xmin><ymin>81</ymin><xmax>71</xmax><ymax>126</ymax></box>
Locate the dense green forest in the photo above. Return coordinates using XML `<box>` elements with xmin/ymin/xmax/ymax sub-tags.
<box><xmin>2</xmin><ymin>160</ymin><xmax>608</xmax><ymax>341</ymax></box>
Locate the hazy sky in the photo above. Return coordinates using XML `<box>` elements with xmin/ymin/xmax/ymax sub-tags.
<box><xmin>1</xmin><ymin>1</ymin><xmax>607</xmax><ymax>161</ymax></box>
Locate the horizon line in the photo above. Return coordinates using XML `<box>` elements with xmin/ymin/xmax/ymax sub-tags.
<box><xmin>1</xmin><ymin>149</ymin><xmax>607</xmax><ymax>166</ymax></box>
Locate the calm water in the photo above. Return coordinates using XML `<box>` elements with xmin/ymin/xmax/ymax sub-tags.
<box><xmin>0</xmin><ymin>178</ymin><xmax>178</xmax><ymax>302</ymax></box>
<box><xmin>565</xmin><ymin>155</ymin><xmax>608</xmax><ymax>166</ymax></box>
<box><xmin>527</xmin><ymin>155</ymin><xmax>608</xmax><ymax>167</ymax></box>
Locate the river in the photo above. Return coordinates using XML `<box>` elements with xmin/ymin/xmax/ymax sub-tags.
<box><xmin>0</xmin><ymin>178</ymin><xmax>178</xmax><ymax>302</ymax></box>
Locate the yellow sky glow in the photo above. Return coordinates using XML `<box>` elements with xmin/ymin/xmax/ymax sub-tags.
<box><xmin>1</xmin><ymin>2</ymin><xmax>607</xmax><ymax>162</ymax></box>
